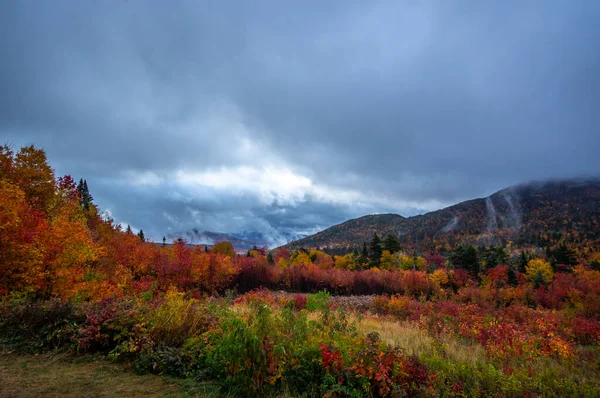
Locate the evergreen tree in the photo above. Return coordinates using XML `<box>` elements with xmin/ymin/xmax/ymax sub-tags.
<box><xmin>507</xmin><ymin>264</ymin><xmax>518</xmax><ymax>286</ymax></box>
<box><xmin>162</xmin><ymin>236</ymin><xmax>166</xmax><ymax>246</ymax></box>
<box><xmin>204</xmin><ymin>245</ymin><xmax>209</xmax><ymax>253</ymax></box>
<box><xmin>267</xmin><ymin>251</ymin><xmax>274</xmax><ymax>264</ymax></box>
<box><xmin>76</xmin><ymin>178</ymin><xmax>93</xmax><ymax>210</ymax></box>
<box><xmin>549</xmin><ymin>243</ymin><xmax>576</xmax><ymax>267</ymax></box>
<box><xmin>591</xmin><ymin>256</ymin><xmax>600</xmax><ymax>271</ymax></box>
<box><xmin>77</xmin><ymin>178</ymin><xmax>84</xmax><ymax>198</ymax></box>
<box><xmin>369</xmin><ymin>233</ymin><xmax>383</xmax><ymax>266</ymax></box>
<box><xmin>362</xmin><ymin>242</ymin><xmax>368</xmax><ymax>258</ymax></box>
<box><xmin>518</xmin><ymin>251</ymin><xmax>528</xmax><ymax>273</ymax></box>
<box><xmin>383</xmin><ymin>234</ymin><xmax>402</xmax><ymax>253</ymax></box>
<box><xmin>533</xmin><ymin>269</ymin><xmax>546</xmax><ymax>289</ymax></box>
<box><xmin>137</xmin><ymin>229</ymin><xmax>145</xmax><ymax>242</ymax></box>
<box><xmin>83</xmin><ymin>180</ymin><xmax>92</xmax><ymax>207</ymax></box>
<box><xmin>126</xmin><ymin>224</ymin><xmax>132</xmax><ymax>234</ymax></box>
<box><xmin>449</xmin><ymin>245</ymin><xmax>480</xmax><ymax>278</ymax></box>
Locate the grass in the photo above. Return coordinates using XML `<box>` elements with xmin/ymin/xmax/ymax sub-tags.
<box><xmin>0</xmin><ymin>350</ymin><xmax>219</xmax><ymax>398</ymax></box>
<box><xmin>352</xmin><ymin>314</ymin><xmax>487</xmax><ymax>364</ymax></box>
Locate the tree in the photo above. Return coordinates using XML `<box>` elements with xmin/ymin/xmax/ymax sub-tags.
<box><xmin>162</xmin><ymin>236</ymin><xmax>167</xmax><ymax>247</ymax></box>
<box><xmin>126</xmin><ymin>224</ymin><xmax>133</xmax><ymax>234</ymax></box>
<box><xmin>379</xmin><ymin>250</ymin><xmax>397</xmax><ymax>270</ymax></box>
<box><xmin>398</xmin><ymin>253</ymin><xmax>426</xmax><ymax>271</ymax></box>
<box><xmin>1</xmin><ymin>145</ymin><xmax>56</xmax><ymax>213</ymax></box>
<box><xmin>212</xmin><ymin>241</ymin><xmax>235</xmax><ymax>257</ymax></box>
<box><xmin>335</xmin><ymin>253</ymin><xmax>358</xmax><ymax>270</ymax></box>
<box><xmin>44</xmin><ymin>197</ymin><xmax>99</xmax><ymax>299</ymax></box>
<box><xmin>369</xmin><ymin>233</ymin><xmax>383</xmax><ymax>266</ymax></box>
<box><xmin>267</xmin><ymin>251</ymin><xmax>274</xmax><ymax>264</ymax></box>
<box><xmin>449</xmin><ymin>245</ymin><xmax>480</xmax><ymax>277</ymax></box>
<box><xmin>507</xmin><ymin>264</ymin><xmax>518</xmax><ymax>286</ymax></box>
<box><xmin>137</xmin><ymin>229</ymin><xmax>145</xmax><ymax>242</ymax></box>
<box><xmin>590</xmin><ymin>252</ymin><xmax>600</xmax><ymax>271</ymax></box>
<box><xmin>532</xmin><ymin>269</ymin><xmax>546</xmax><ymax>289</ymax></box>
<box><xmin>518</xmin><ymin>251</ymin><xmax>528</xmax><ymax>273</ymax></box>
<box><xmin>485</xmin><ymin>246</ymin><xmax>508</xmax><ymax>269</ymax></box>
<box><xmin>525</xmin><ymin>259</ymin><xmax>554</xmax><ymax>285</ymax></box>
<box><xmin>383</xmin><ymin>234</ymin><xmax>402</xmax><ymax>253</ymax></box>
<box><xmin>77</xmin><ymin>178</ymin><xmax>93</xmax><ymax>210</ymax></box>
<box><xmin>290</xmin><ymin>251</ymin><xmax>312</xmax><ymax>267</ymax></box>
<box><xmin>549</xmin><ymin>243</ymin><xmax>576</xmax><ymax>267</ymax></box>
<box><xmin>0</xmin><ymin>181</ymin><xmax>47</xmax><ymax>294</ymax></box>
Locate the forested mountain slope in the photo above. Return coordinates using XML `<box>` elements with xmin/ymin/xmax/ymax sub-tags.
<box><xmin>284</xmin><ymin>179</ymin><xmax>600</xmax><ymax>254</ymax></box>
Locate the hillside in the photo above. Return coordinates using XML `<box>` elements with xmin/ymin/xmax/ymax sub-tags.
<box><xmin>284</xmin><ymin>178</ymin><xmax>600</xmax><ymax>253</ymax></box>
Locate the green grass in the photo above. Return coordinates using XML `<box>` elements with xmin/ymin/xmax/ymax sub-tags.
<box><xmin>0</xmin><ymin>350</ymin><xmax>220</xmax><ymax>398</ymax></box>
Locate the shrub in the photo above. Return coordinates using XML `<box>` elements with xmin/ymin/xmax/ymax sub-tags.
<box><xmin>147</xmin><ymin>288</ymin><xmax>210</xmax><ymax>347</ymax></box>
<box><xmin>306</xmin><ymin>290</ymin><xmax>331</xmax><ymax>311</ymax></box>
<box><xmin>0</xmin><ymin>298</ymin><xmax>80</xmax><ymax>352</ymax></box>
<box><xmin>293</xmin><ymin>293</ymin><xmax>307</xmax><ymax>310</ymax></box>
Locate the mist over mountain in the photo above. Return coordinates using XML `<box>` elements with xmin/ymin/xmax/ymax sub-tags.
<box><xmin>284</xmin><ymin>178</ymin><xmax>600</xmax><ymax>254</ymax></box>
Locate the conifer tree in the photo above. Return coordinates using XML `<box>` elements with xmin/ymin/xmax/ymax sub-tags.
<box><xmin>137</xmin><ymin>229</ymin><xmax>145</xmax><ymax>242</ymax></box>
<box><xmin>533</xmin><ymin>269</ymin><xmax>546</xmax><ymax>289</ymax></box>
<box><xmin>383</xmin><ymin>234</ymin><xmax>402</xmax><ymax>253</ymax></box>
<box><xmin>519</xmin><ymin>251</ymin><xmax>528</xmax><ymax>273</ymax></box>
<box><xmin>369</xmin><ymin>233</ymin><xmax>383</xmax><ymax>266</ymax></box>
<box><xmin>76</xmin><ymin>178</ymin><xmax>93</xmax><ymax>210</ymax></box>
<box><xmin>362</xmin><ymin>242</ymin><xmax>368</xmax><ymax>258</ymax></box>
<box><xmin>507</xmin><ymin>264</ymin><xmax>518</xmax><ymax>286</ymax></box>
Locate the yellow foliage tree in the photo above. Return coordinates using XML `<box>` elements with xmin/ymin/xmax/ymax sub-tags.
<box><xmin>212</xmin><ymin>241</ymin><xmax>236</xmax><ymax>257</ymax></box>
<box><xmin>335</xmin><ymin>253</ymin><xmax>357</xmax><ymax>270</ymax></box>
<box><xmin>430</xmin><ymin>269</ymin><xmax>449</xmax><ymax>287</ymax></box>
<box><xmin>398</xmin><ymin>254</ymin><xmax>427</xmax><ymax>271</ymax></box>
<box><xmin>45</xmin><ymin>199</ymin><xmax>99</xmax><ymax>299</ymax></box>
<box><xmin>290</xmin><ymin>251</ymin><xmax>312</xmax><ymax>267</ymax></box>
<box><xmin>379</xmin><ymin>250</ymin><xmax>398</xmax><ymax>270</ymax></box>
<box><xmin>525</xmin><ymin>259</ymin><xmax>554</xmax><ymax>284</ymax></box>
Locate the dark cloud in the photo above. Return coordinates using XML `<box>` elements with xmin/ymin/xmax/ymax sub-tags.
<box><xmin>1</xmin><ymin>0</ymin><xmax>599</xmax><ymax>246</ymax></box>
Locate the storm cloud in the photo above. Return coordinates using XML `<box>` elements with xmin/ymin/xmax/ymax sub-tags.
<box><xmin>1</xmin><ymin>0</ymin><xmax>599</xmax><ymax>246</ymax></box>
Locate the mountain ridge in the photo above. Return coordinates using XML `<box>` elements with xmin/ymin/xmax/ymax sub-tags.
<box><xmin>283</xmin><ymin>177</ymin><xmax>600</xmax><ymax>253</ymax></box>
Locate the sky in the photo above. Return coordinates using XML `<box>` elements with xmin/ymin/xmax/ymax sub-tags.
<box><xmin>1</xmin><ymin>1</ymin><xmax>599</xmax><ymax>247</ymax></box>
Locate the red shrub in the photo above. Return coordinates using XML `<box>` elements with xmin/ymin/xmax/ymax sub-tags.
<box><xmin>293</xmin><ymin>293</ymin><xmax>307</xmax><ymax>310</ymax></box>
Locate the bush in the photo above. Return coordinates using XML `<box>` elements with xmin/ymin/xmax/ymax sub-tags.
<box><xmin>293</xmin><ymin>293</ymin><xmax>307</xmax><ymax>310</ymax></box>
<box><xmin>306</xmin><ymin>290</ymin><xmax>331</xmax><ymax>311</ymax></box>
<box><xmin>0</xmin><ymin>298</ymin><xmax>81</xmax><ymax>352</ymax></box>
<box><xmin>147</xmin><ymin>288</ymin><xmax>210</xmax><ymax>347</ymax></box>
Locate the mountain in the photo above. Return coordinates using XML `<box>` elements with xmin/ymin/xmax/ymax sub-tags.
<box><xmin>167</xmin><ymin>229</ymin><xmax>271</xmax><ymax>250</ymax></box>
<box><xmin>283</xmin><ymin>178</ymin><xmax>600</xmax><ymax>253</ymax></box>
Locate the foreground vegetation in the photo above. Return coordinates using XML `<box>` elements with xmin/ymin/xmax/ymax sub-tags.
<box><xmin>0</xmin><ymin>349</ymin><xmax>212</xmax><ymax>398</ymax></box>
<box><xmin>1</xmin><ymin>144</ymin><xmax>600</xmax><ymax>396</ymax></box>
<box><xmin>1</xmin><ymin>290</ymin><xmax>599</xmax><ymax>397</ymax></box>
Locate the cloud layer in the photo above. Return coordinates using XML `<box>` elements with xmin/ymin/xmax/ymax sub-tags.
<box><xmin>1</xmin><ymin>1</ymin><xmax>599</xmax><ymax>246</ymax></box>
